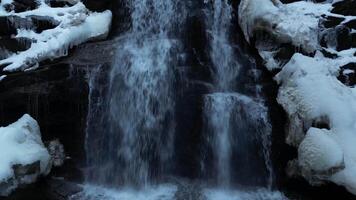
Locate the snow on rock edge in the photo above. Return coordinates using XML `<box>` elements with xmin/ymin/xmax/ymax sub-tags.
<box><xmin>0</xmin><ymin>0</ymin><xmax>112</xmax><ymax>74</ymax></box>
<box><xmin>239</xmin><ymin>0</ymin><xmax>356</xmax><ymax>195</ymax></box>
<box><xmin>0</xmin><ymin>114</ymin><xmax>51</xmax><ymax>196</ymax></box>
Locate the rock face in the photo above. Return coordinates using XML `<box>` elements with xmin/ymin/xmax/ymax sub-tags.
<box><xmin>48</xmin><ymin>139</ymin><xmax>66</xmax><ymax>167</ymax></box>
<box><xmin>239</xmin><ymin>0</ymin><xmax>356</xmax><ymax>196</ymax></box>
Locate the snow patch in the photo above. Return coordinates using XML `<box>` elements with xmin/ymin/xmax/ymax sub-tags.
<box><xmin>0</xmin><ymin>114</ymin><xmax>51</xmax><ymax>196</ymax></box>
<box><xmin>299</xmin><ymin>128</ymin><xmax>343</xmax><ymax>173</ymax></box>
<box><xmin>276</xmin><ymin>52</ymin><xmax>356</xmax><ymax>194</ymax></box>
<box><xmin>239</xmin><ymin>0</ymin><xmax>330</xmax><ymax>52</ymax></box>
<box><xmin>0</xmin><ymin>0</ymin><xmax>112</xmax><ymax>73</ymax></box>
<box><xmin>239</xmin><ymin>0</ymin><xmax>331</xmax><ymax>70</ymax></box>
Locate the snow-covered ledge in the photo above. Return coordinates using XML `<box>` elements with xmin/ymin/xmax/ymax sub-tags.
<box><xmin>239</xmin><ymin>0</ymin><xmax>356</xmax><ymax>195</ymax></box>
<box><xmin>0</xmin><ymin>114</ymin><xmax>51</xmax><ymax>196</ymax></box>
<box><xmin>0</xmin><ymin>0</ymin><xmax>112</xmax><ymax>74</ymax></box>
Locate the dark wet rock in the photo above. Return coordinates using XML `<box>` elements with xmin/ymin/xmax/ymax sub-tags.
<box><xmin>67</xmin><ymin>39</ymin><xmax>118</xmax><ymax>65</ymax></box>
<box><xmin>320</xmin><ymin>24</ymin><xmax>356</xmax><ymax>51</ymax></box>
<box><xmin>82</xmin><ymin>0</ymin><xmax>112</xmax><ymax>12</ymax></box>
<box><xmin>344</xmin><ymin>19</ymin><xmax>356</xmax><ymax>30</ymax></box>
<box><xmin>0</xmin><ymin>17</ymin><xmax>18</xmax><ymax>36</ymax></box>
<box><xmin>1</xmin><ymin>178</ymin><xmax>82</xmax><ymax>200</ymax></box>
<box><xmin>338</xmin><ymin>63</ymin><xmax>356</xmax><ymax>87</ymax></box>
<box><xmin>0</xmin><ymin>37</ymin><xmax>32</xmax><ymax>52</ymax></box>
<box><xmin>336</xmin><ymin>26</ymin><xmax>352</xmax><ymax>51</ymax></box>
<box><xmin>320</xmin><ymin>49</ymin><xmax>338</xmax><ymax>59</ymax></box>
<box><xmin>331</xmin><ymin>0</ymin><xmax>356</xmax><ymax>16</ymax></box>
<box><xmin>311</xmin><ymin>116</ymin><xmax>330</xmax><ymax>130</ymax></box>
<box><xmin>321</xmin><ymin>16</ymin><xmax>345</xmax><ymax>29</ymax></box>
<box><xmin>273</xmin><ymin>43</ymin><xmax>297</xmax><ymax>66</ymax></box>
<box><xmin>48</xmin><ymin>139</ymin><xmax>66</xmax><ymax>167</ymax></box>
<box><xmin>46</xmin><ymin>179</ymin><xmax>82</xmax><ymax>200</ymax></box>
<box><xmin>0</xmin><ymin>161</ymin><xmax>42</xmax><ymax>196</ymax></box>
<box><xmin>0</xmin><ymin>15</ymin><xmax>59</xmax><ymax>36</ymax></box>
<box><xmin>280</xmin><ymin>0</ymin><xmax>301</xmax><ymax>3</ymax></box>
<box><xmin>45</xmin><ymin>0</ymin><xmax>77</xmax><ymax>7</ymax></box>
<box><xmin>28</xmin><ymin>15</ymin><xmax>59</xmax><ymax>33</ymax></box>
<box><xmin>6</xmin><ymin>0</ymin><xmax>39</xmax><ymax>13</ymax></box>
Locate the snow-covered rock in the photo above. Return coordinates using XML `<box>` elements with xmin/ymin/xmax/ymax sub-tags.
<box><xmin>239</xmin><ymin>0</ymin><xmax>356</xmax><ymax>195</ymax></box>
<box><xmin>0</xmin><ymin>0</ymin><xmax>112</xmax><ymax>74</ymax></box>
<box><xmin>0</xmin><ymin>114</ymin><xmax>51</xmax><ymax>196</ymax></box>
<box><xmin>239</xmin><ymin>0</ymin><xmax>331</xmax><ymax>70</ymax></box>
<box><xmin>298</xmin><ymin>128</ymin><xmax>344</xmax><ymax>184</ymax></box>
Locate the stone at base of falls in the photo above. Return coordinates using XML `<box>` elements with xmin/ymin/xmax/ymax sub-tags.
<box><xmin>0</xmin><ymin>114</ymin><xmax>51</xmax><ymax>196</ymax></box>
<box><xmin>2</xmin><ymin>178</ymin><xmax>83</xmax><ymax>200</ymax></box>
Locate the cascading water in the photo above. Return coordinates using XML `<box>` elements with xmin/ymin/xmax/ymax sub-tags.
<box><xmin>202</xmin><ymin>0</ymin><xmax>274</xmax><ymax>188</ymax></box>
<box><xmin>85</xmin><ymin>0</ymin><xmax>182</xmax><ymax>187</ymax></box>
<box><xmin>209</xmin><ymin>0</ymin><xmax>238</xmax><ymax>91</ymax></box>
<box><xmin>81</xmin><ymin>0</ymin><xmax>285</xmax><ymax>199</ymax></box>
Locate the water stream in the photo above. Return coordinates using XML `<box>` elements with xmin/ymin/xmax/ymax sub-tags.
<box><xmin>82</xmin><ymin>0</ymin><xmax>283</xmax><ymax>199</ymax></box>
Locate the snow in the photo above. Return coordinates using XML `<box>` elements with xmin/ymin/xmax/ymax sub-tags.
<box><xmin>239</xmin><ymin>0</ymin><xmax>356</xmax><ymax>195</ymax></box>
<box><xmin>0</xmin><ymin>0</ymin><xmax>112</xmax><ymax>73</ymax></box>
<box><xmin>275</xmin><ymin>52</ymin><xmax>356</xmax><ymax>194</ymax></box>
<box><xmin>298</xmin><ymin>128</ymin><xmax>343</xmax><ymax>173</ymax></box>
<box><xmin>239</xmin><ymin>0</ymin><xmax>330</xmax><ymax>53</ymax></box>
<box><xmin>0</xmin><ymin>114</ymin><xmax>51</xmax><ymax>196</ymax></box>
<box><xmin>239</xmin><ymin>0</ymin><xmax>331</xmax><ymax>70</ymax></box>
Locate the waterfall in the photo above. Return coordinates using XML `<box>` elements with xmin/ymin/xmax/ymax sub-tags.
<box><xmin>82</xmin><ymin>0</ymin><xmax>282</xmax><ymax>198</ymax></box>
<box><xmin>85</xmin><ymin>0</ymin><xmax>182</xmax><ymax>187</ymax></box>
<box><xmin>203</xmin><ymin>0</ymin><xmax>274</xmax><ymax>188</ymax></box>
<box><xmin>209</xmin><ymin>0</ymin><xmax>239</xmax><ymax>91</ymax></box>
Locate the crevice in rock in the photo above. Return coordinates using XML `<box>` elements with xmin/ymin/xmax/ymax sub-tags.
<box><xmin>338</xmin><ymin>63</ymin><xmax>356</xmax><ymax>87</ymax></box>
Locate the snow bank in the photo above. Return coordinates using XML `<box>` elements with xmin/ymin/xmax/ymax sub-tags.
<box><xmin>239</xmin><ymin>0</ymin><xmax>356</xmax><ymax>195</ymax></box>
<box><xmin>239</xmin><ymin>0</ymin><xmax>330</xmax><ymax>52</ymax></box>
<box><xmin>0</xmin><ymin>0</ymin><xmax>112</xmax><ymax>73</ymax></box>
<box><xmin>0</xmin><ymin>114</ymin><xmax>51</xmax><ymax>196</ymax></box>
<box><xmin>275</xmin><ymin>52</ymin><xmax>356</xmax><ymax>193</ymax></box>
<box><xmin>239</xmin><ymin>0</ymin><xmax>331</xmax><ymax>70</ymax></box>
<box><xmin>299</xmin><ymin>128</ymin><xmax>344</xmax><ymax>177</ymax></box>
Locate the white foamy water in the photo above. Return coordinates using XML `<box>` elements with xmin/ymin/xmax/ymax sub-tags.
<box><xmin>71</xmin><ymin>184</ymin><xmax>287</xmax><ymax>200</ymax></box>
<box><xmin>204</xmin><ymin>188</ymin><xmax>288</xmax><ymax>200</ymax></box>
<box><xmin>70</xmin><ymin>184</ymin><xmax>177</xmax><ymax>200</ymax></box>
